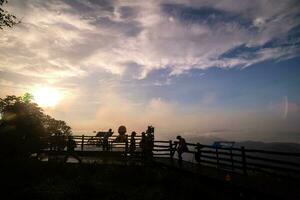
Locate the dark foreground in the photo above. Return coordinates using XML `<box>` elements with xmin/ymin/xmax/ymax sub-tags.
<box><xmin>0</xmin><ymin>159</ymin><xmax>292</xmax><ymax>200</ymax></box>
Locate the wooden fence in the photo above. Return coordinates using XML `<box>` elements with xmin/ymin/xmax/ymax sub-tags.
<box><xmin>44</xmin><ymin>134</ymin><xmax>300</xmax><ymax>179</ymax></box>
<box><xmin>153</xmin><ymin>140</ymin><xmax>300</xmax><ymax>179</ymax></box>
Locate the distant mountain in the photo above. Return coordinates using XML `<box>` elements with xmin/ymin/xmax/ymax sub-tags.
<box><xmin>187</xmin><ymin>136</ymin><xmax>300</xmax><ymax>153</ymax></box>
<box><xmin>235</xmin><ymin>141</ymin><xmax>300</xmax><ymax>153</ymax></box>
<box><xmin>185</xmin><ymin>135</ymin><xmax>300</xmax><ymax>166</ymax></box>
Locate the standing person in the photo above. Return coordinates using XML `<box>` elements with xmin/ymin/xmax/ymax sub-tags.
<box><xmin>175</xmin><ymin>135</ymin><xmax>188</xmax><ymax>165</ymax></box>
<box><xmin>103</xmin><ymin>129</ymin><xmax>112</xmax><ymax>151</ymax></box>
<box><xmin>146</xmin><ymin>132</ymin><xmax>154</xmax><ymax>159</ymax></box>
<box><xmin>129</xmin><ymin>131</ymin><xmax>137</xmax><ymax>154</ymax></box>
<box><xmin>139</xmin><ymin>132</ymin><xmax>146</xmax><ymax>159</ymax></box>
<box><xmin>64</xmin><ymin>136</ymin><xmax>81</xmax><ymax>163</ymax></box>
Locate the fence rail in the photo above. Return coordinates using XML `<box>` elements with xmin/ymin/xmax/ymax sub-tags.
<box><xmin>43</xmin><ymin>134</ymin><xmax>300</xmax><ymax>179</ymax></box>
<box><xmin>151</xmin><ymin>140</ymin><xmax>300</xmax><ymax>178</ymax></box>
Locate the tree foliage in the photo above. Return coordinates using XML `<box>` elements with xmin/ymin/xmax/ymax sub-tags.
<box><xmin>43</xmin><ymin>115</ymin><xmax>72</xmax><ymax>137</ymax></box>
<box><xmin>0</xmin><ymin>95</ymin><xmax>72</xmax><ymax>159</ymax></box>
<box><xmin>22</xmin><ymin>92</ymin><xmax>34</xmax><ymax>103</ymax></box>
<box><xmin>0</xmin><ymin>0</ymin><xmax>19</xmax><ymax>29</ymax></box>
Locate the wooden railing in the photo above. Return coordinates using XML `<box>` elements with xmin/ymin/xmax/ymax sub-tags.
<box><xmin>44</xmin><ymin>135</ymin><xmax>300</xmax><ymax>179</ymax></box>
<box><xmin>44</xmin><ymin>135</ymin><xmax>143</xmax><ymax>156</ymax></box>
<box><xmin>153</xmin><ymin>140</ymin><xmax>300</xmax><ymax>179</ymax></box>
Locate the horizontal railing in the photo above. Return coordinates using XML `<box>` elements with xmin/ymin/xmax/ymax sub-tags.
<box><xmin>153</xmin><ymin>140</ymin><xmax>300</xmax><ymax>179</ymax></box>
<box><xmin>42</xmin><ymin>134</ymin><xmax>300</xmax><ymax>179</ymax></box>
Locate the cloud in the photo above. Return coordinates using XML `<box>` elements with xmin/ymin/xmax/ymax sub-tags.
<box><xmin>0</xmin><ymin>0</ymin><xmax>299</xmax><ymax>81</ymax></box>
<box><xmin>0</xmin><ymin>0</ymin><xmax>91</xmax><ymax>80</ymax></box>
<box><xmin>65</xmin><ymin>87</ymin><xmax>300</xmax><ymax>139</ymax></box>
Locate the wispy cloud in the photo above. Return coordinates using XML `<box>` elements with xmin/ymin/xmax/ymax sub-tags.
<box><xmin>1</xmin><ymin>0</ymin><xmax>299</xmax><ymax>79</ymax></box>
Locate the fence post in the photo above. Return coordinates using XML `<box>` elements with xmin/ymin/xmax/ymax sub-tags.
<box><xmin>81</xmin><ymin>135</ymin><xmax>84</xmax><ymax>151</ymax></box>
<box><xmin>230</xmin><ymin>149</ymin><xmax>234</xmax><ymax>171</ymax></box>
<box><xmin>50</xmin><ymin>136</ymin><xmax>53</xmax><ymax>151</ymax></box>
<box><xmin>169</xmin><ymin>140</ymin><xmax>173</xmax><ymax>159</ymax></box>
<box><xmin>216</xmin><ymin>147</ymin><xmax>220</xmax><ymax>169</ymax></box>
<box><xmin>196</xmin><ymin>143</ymin><xmax>201</xmax><ymax>164</ymax></box>
<box><xmin>109</xmin><ymin>140</ymin><xmax>112</xmax><ymax>151</ymax></box>
<box><xmin>241</xmin><ymin>146</ymin><xmax>247</xmax><ymax>175</ymax></box>
<box><xmin>125</xmin><ymin>135</ymin><xmax>128</xmax><ymax>157</ymax></box>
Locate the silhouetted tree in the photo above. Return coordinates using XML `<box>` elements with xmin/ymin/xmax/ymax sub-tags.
<box><xmin>43</xmin><ymin>115</ymin><xmax>72</xmax><ymax>150</ymax></box>
<box><xmin>0</xmin><ymin>95</ymin><xmax>45</xmax><ymax>159</ymax></box>
<box><xmin>43</xmin><ymin>115</ymin><xmax>72</xmax><ymax>137</ymax></box>
<box><xmin>0</xmin><ymin>0</ymin><xmax>19</xmax><ymax>29</ymax></box>
<box><xmin>0</xmin><ymin>94</ymin><xmax>72</xmax><ymax>160</ymax></box>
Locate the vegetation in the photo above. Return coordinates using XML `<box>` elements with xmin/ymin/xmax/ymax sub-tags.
<box><xmin>0</xmin><ymin>0</ymin><xmax>19</xmax><ymax>29</ymax></box>
<box><xmin>0</xmin><ymin>94</ymin><xmax>72</xmax><ymax>160</ymax></box>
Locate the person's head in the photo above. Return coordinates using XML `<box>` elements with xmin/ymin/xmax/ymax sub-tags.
<box><xmin>118</xmin><ymin>125</ymin><xmax>127</xmax><ymax>135</ymax></box>
<box><xmin>141</xmin><ymin>132</ymin><xmax>146</xmax><ymax>136</ymax></box>
<box><xmin>176</xmin><ymin>135</ymin><xmax>181</xmax><ymax>140</ymax></box>
<box><xmin>108</xmin><ymin>128</ymin><xmax>112</xmax><ymax>132</ymax></box>
<box><xmin>131</xmin><ymin>131</ymin><xmax>136</xmax><ymax>136</ymax></box>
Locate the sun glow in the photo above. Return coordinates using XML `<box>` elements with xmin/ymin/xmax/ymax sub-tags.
<box><xmin>32</xmin><ymin>86</ymin><xmax>63</xmax><ymax>107</ymax></box>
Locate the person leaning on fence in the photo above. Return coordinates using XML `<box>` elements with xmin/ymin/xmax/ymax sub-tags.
<box><xmin>129</xmin><ymin>131</ymin><xmax>136</xmax><ymax>154</ymax></box>
<box><xmin>64</xmin><ymin>136</ymin><xmax>82</xmax><ymax>163</ymax></box>
<box><xmin>175</xmin><ymin>135</ymin><xmax>188</xmax><ymax>164</ymax></box>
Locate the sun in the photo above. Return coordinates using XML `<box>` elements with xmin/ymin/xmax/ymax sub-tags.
<box><xmin>32</xmin><ymin>86</ymin><xmax>63</xmax><ymax>107</ymax></box>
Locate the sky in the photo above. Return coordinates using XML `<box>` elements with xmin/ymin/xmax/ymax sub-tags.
<box><xmin>0</xmin><ymin>0</ymin><xmax>300</xmax><ymax>142</ymax></box>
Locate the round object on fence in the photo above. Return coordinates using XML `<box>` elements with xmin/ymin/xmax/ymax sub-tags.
<box><xmin>118</xmin><ymin>125</ymin><xmax>127</xmax><ymax>135</ymax></box>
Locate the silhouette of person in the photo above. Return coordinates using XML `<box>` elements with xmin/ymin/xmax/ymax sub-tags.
<box><xmin>64</xmin><ymin>136</ymin><xmax>81</xmax><ymax>163</ymax></box>
<box><xmin>145</xmin><ymin>132</ymin><xmax>154</xmax><ymax>159</ymax></box>
<box><xmin>129</xmin><ymin>131</ymin><xmax>136</xmax><ymax>154</ymax></box>
<box><xmin>103</xmin><ymin>129</ymin><xmax>112</xmax><ymax>151</ymax></box>
<box><xmin>175</xmin><ymin>135</ymin><xmax>188</xmax><ymax>164</ymax></box>
<box><xmin>139</xmin><ymin>132</ymin><xmax>146</xmax><ymax>159</ymax></box>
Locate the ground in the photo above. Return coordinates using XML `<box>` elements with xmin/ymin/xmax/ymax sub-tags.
<box><xmin>0</xmin><ymin>159</ymin><xmax>286</xmax><ymax>200</ymax></box>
